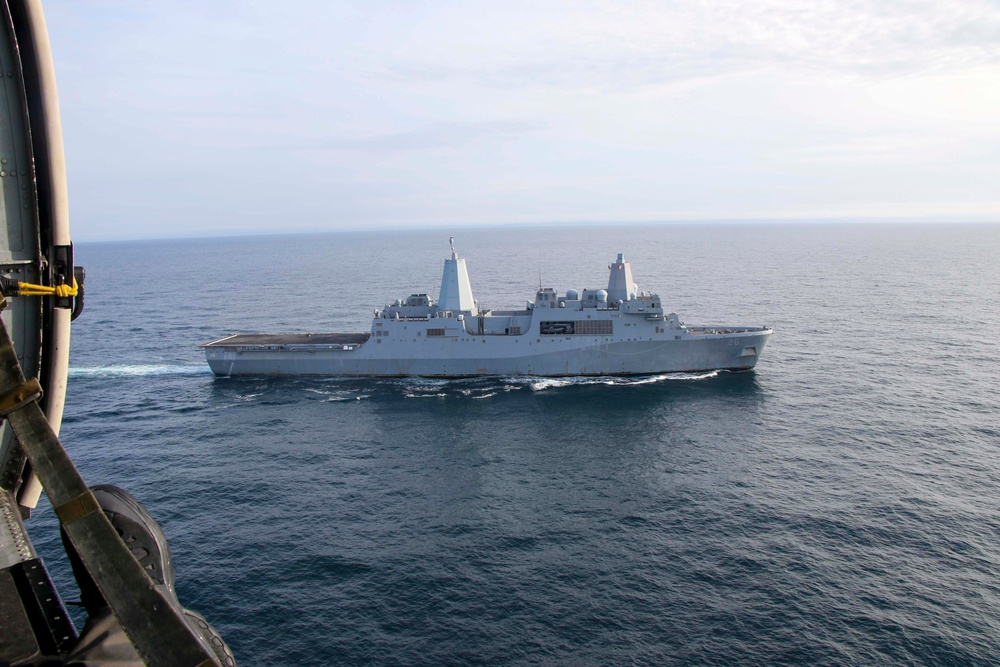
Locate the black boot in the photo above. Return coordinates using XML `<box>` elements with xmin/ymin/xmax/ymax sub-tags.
<box><xmin>62</xmin><ymin>485</ymin><xmax>235</xmax><ymax>666</ymax></box>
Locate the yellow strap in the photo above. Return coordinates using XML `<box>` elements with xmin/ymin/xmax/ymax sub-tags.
<box><xmin>16</xmin><ymin>277</ymin><xmax>79</xmax><ymax>297</ymax></box>
<box><xmin>54</xmin><ymin>491</ymin><xmax>101</xmax><ymax>525</ymax></box>
<box><xmin>0</xmin><ymin>377</ymin><xmax>43</xmax><ymax>416</ymax></box>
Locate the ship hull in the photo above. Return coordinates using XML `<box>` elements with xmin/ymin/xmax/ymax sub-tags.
<box><xmin>204</xmin><ymin>329</ymin><xmax>771</xmax><ymax>378</ymax></box>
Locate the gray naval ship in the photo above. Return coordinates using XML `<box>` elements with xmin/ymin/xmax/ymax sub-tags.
<box><xmin>204</xmin><ymin>239</ymin><xmax>772</xmax><ymax>377</ymax></box>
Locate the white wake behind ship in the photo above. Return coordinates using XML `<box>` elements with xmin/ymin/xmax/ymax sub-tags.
<box><xmin>204</xmin><ymin>240</ymin><xmax>772</xmax><ymax>377</ymax></box>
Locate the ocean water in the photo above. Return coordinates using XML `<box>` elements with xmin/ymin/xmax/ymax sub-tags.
<box><xmin>26</xmin><ymin>223</ymin><xmax>1000</xmax><ymax>666</ymax></box>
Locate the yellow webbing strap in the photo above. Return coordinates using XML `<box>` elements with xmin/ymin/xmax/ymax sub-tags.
<box><xmin>16</xmin><ymin>277</ymin><xmax>79</xmax><ymax>297</ymax></box>
<box><xmin>54</xmin><ymin>490</ymin><xmax>101</xmax><ymax>524</ymax></box>
<box><xmin>0</xmin><ymin>376</ymin><xmax>43</xmax><ymax>417</ymax></box>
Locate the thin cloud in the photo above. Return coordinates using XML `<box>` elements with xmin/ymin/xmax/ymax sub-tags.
<box><xmin>375</xmin><ymin>0</ymin><xmax>1000</xmax><ymax>91</ymax></box>
<box><xmin>790</xmin><ymin>135</ymin><xmax>955</xmax><ymax>164</ymax></box>
<box><xmin>274</xmin><ymin>120</ymin><xmax>545</xmax><ymax>152</ymax></box>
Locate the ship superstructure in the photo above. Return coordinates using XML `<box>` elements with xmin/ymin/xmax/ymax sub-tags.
<box><xmin>204</xmin><ymin>241</ymin><xmax>772</xmax><ymax>377</ymax></box>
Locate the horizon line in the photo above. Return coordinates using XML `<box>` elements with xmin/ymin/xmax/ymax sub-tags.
<box><xmin>73</xmin><ymin>217</ymin><xmax>1000</xmax><ymax>244</ymax></box>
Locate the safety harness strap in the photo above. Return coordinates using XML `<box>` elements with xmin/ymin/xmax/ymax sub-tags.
<box><xmin>53</xmin><ymin>490</ymin><xmax>100</xmax><ymax>524</ymax></box>
<box><xmin>0</xmin><ymin>377</ymin><xmax>43</xmax><ymax>416</ymax></box>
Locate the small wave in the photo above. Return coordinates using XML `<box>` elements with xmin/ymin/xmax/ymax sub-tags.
<box><xmin>69</xmin><ymin>364</ymin><xmax>210</xmax><ymax>378</ymax></box>
<box><xmin>527</xmin><ymin>378</ymin><xmax>579</xmax><ymax>391</ymax></box>
<box><xmin>611</xmin><ymin>370</ymin><xmax>720</xmax><ymax>384</ymax></box>
<box><xmin>395</xmin><ymin>377</ymin><xmax>451</xmax><ymax>388</ymax></box>
<box><xmin>401</xmin><ymin>382</ymin><xmax>455</xmax><ymax>394</ymax></box>
<box><xmin>384</xmin><ymin>371</ymin><xmax>725</xmax><ymax>396</ymax></box>
<box><xmin>327</xmin><ymin>395</ymin><xmax>369</xmax><ymax>402</ymax></box>
<box><xmin>518</xmin><ymin>371</ymin><xmax>720</xmax><ymax>391</ymax></box>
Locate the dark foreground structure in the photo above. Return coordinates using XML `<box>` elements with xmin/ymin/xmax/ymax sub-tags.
<box><xmin>0</xmin><ymin>2</ymin><xmax>234</xmax><ymax>664</ymax></box>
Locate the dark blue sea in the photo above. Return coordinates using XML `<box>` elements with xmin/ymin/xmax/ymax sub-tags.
<box><xmin>28</xmin><ymin>223</ymin><xmax>1000</xmax><ymax>666</ymax></box>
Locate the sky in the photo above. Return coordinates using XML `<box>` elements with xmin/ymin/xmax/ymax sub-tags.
<box><xmin>44</xmin><ymin>0</ymin><xmax>1000</xmax><ymax>241</ymax></box>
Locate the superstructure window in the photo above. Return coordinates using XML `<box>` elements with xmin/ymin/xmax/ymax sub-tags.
<box><xmin>540</xmin><ymin>321</ymin><xmax>575</xmax><ymax>335</ymax></box>
<box><xmin>540</xmin><ymin>320</ymin><xmax>612</xmax><ymax>335</ymax></box>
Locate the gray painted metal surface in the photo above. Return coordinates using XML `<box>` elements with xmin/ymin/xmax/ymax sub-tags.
<box><xmin>0</xmin><ymin>489</ymin><xmax>34</xmax><ymax>569</ymax></box>
<box><xmin>205</xmin><ymin>248</ymin><xmax>773</xmax><ymax>377</ymax></box>
<box><xmin>1</xmin><ymin>4</ymin><xmax>89</xmax><ymax>665</ymax></box>
<box><xmin>0</xmin><ymin>0</ymin><xmax>74</xmax><ymax>512</ymax></box>
<box><xmin>0</xmin><ymin>0</ymin><xmax>44</xmax><ymax>495</ymax></box>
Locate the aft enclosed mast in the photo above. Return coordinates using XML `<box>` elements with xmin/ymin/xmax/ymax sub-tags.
<box><xmin>607</xmin><ymin>253</ymin><xmax>637</xmax><ymax>303</ymax></box>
